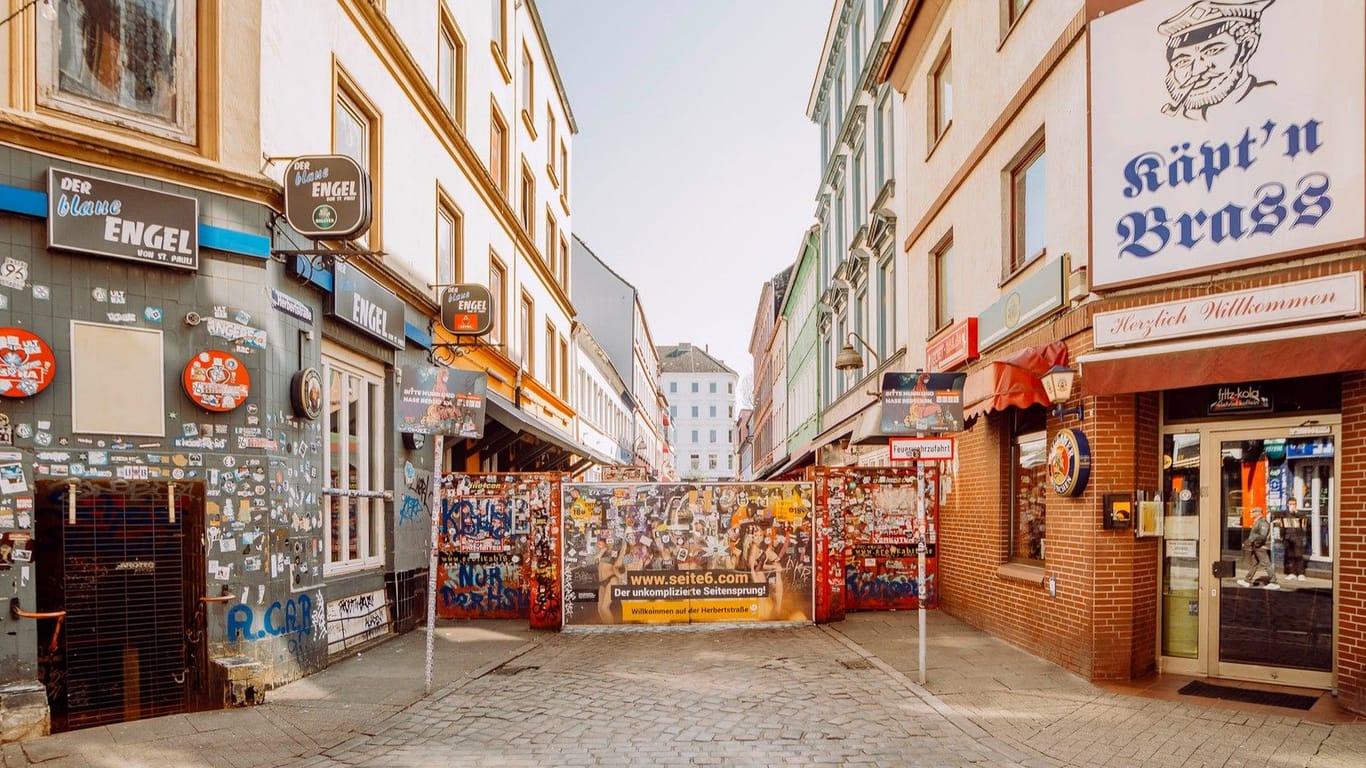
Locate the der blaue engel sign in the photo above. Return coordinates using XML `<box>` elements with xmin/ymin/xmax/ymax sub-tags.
<box><xmin>283</xmin><ymin>155</ymin><xmax>372</xmax><ymax>239</ymax></box>
<box><xmin>48</xmin><ymin>169</ymin><xmax>199</xmax><ymax>270</ymax></box>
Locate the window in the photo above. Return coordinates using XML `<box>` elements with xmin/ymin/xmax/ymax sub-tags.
<box><xmin>670</xmin><ymin>405</ymin><xmax>677</xmax><ymax>417</ymax></box>
<box><xmin>520</xmin><ymin>293</ymin><xmax>534</xmax><ymax>376</ymax></box>
<box><xmin>728</xmin><ymin>406</ymin><xmax>733</xmax><ymax>418</ymax></box>
<box><xmin>710</xmin><ymin>382</ymin><xmax>718</xmax><ymax>393</ymax></box>
<box><xmin>1008</xmin><ymin>0</ymin><xmax>1032</xmax><ymax>27</ymax></box>
<box><xmin>38</xmin><ymin>0</ymin><xmax>198</xmax><ymax>143</ymax></box>
<box><xmin>691</xmin><ymin>430</ymin><xmax>699</xmax><ymax>443</ymax></box>
<box><xmin>489</xmin><ymin>256</ymin><xmax>506</xmax><ymax>346</ymax></box>
<box><xmin>690</xmin><ymin>454</ymin><xmax>700</xmax><ymax>471</ymax></box>
<box><xmin>560</xmin><ymin>336</ymin><xmax>569</xmax><ymax>397</ymax></box>
<box><xmin>491</xmin><ymin>0</ymin><xmax>506</xmax><ymax>54</ymax></box>
<box><xmin>931</xmin><ymin>45</ymin><xmax>953</xmax><ymax>143</ymax></box>
<box><xmin>727</xmin><ymin>454</ymin><xmax>734</xmax><ymax>470</ymax></box>
<box><xmin>728</xmin><ymin>382</ymin><xmax>733</xmax><ymax>394</ymax></box>
<box><xmin>436</xmin><ymin>193</ymin><xmax>462</xmax><ymax>293</ymax></box>
<box><xmin>334</xmin><ymin>77</ymin><xmax>380</xmax><ymax>248</ymax></box>
<box><xmin>691</xmin><ymin>406</ymin><xmax>699</xmax><ymax>418</ymax></box>
<box><xmin>323</xmin><ymin>347</ymin><xmax>386</xmax><ymax>571</ymax></box>
<box><xmin>709</xmin><ymin>429</ymin><xmax>717</xmax><ymax>444</ymax></box>
<box><xmin>559</xmin><ymin>142</ymin><xmax>570</xmax><ymax>204</ymax></box>
<box><xmin>670</xmin><ymin>382</ymin><xmax>677</xmax><ymax>393</ymax></box>
<box><xmin>691</xmin><ymin>382</ymin><xmax>699</xmax><ymax>393</ymax></box>
<box><xmin>490</xmin><ymin>106</ymin><xmax>508</xmax><ymax>193</ymax></box>
<box><xmin>709</xmin><ymin>406</ymin><xmax>717</xmax><ymax>418</ymax></box>
<box><xmin>438</xmin><ymin>10</ymin><xmax>465</xmax><ymax>125</ymax></box>
<box><xmin>559</xmin><ymin>236</ymin><xmax>570</xmax><ymax>287</ymax></box>
<box><xmin>545</xmin><ymin>321</ymin><xmax>556</xmax><ymax>393</ymax></box>
<box><xmin>520</xmin><ymin>161</ymin><xmax>535</xmax><ymax>232</ymax></box>
<box><xmin>877</xmin><ymin>255</ymin><xmax>893</xmax><ymax>357</ymax></box>
<box><xmin>545</xmin><ymin>210</ymin><xmax>557</xmax><ymax>267</ymax></box>
<box><xmin>852</xmin><ymin>145</ymin><xmax>864</xmax><ymax>229</ymax></box>
<box><xmin>875</xmin><ymin>94</ymin><xmax>892</xmax><ymax>188</ymax></box>
<box><xmin>1010</xmin><ymin>137</ymin><xmax>1047</xmax><ymax>273</ymax></box>
<box><xmin>851</xmin><ymin>7</ymin><xmax>863</xmax><ymax>76</ymax></box>
<box><xmin>931</xmin><ymin>233</ymin><xmax>952</xmax><ymax>332</ymax></box>
<box><xmin>520</xmin><ymin>44</ymin><xmax>535</xmax><ymax>124</ymax></box>
<box><xmin>1009</xmin><ymin>408</ymin><xmax>1048</xmax><ymax>563</ymax></box>
<box><xmin>708</xmin><ymin>454</ymin><xmax>718</xmax><ymax>471</ymax></box>
<box><xmin>727</xmin><ymin>430</ymin><xmax>733</xmax><ymax>442</ymax></box>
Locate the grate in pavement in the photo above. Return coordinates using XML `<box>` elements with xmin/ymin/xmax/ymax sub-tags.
<box><xmin>839</xmin><ymin>658</ymin><xmax>874</xmax><ymax>670</ymax></box>
<box><xmin>485</xmin><ymin>664</ymin><xmax>539</xmax><ymax>677</ymax></box>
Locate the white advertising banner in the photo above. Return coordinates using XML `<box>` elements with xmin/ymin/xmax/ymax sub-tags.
<box><xmin>1089</xmin><ymin>0</ymin><xmax>1365</xmax><ymax>289</ymax></box>
<box><xmin>1093</xmin><ymin>272</ymin><xmax>1363</xmax><ymax>347</ymax></box>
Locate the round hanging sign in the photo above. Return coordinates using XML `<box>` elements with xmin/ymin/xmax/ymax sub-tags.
<box><xmin>290</xmin><ymin>367</ymin><xmax>323</xmax><ymax>420</ymax></box>
<box><xmin>183</xmin><ymin>350</ymin><xmax>250</xmax><ymax>412</ymax></box>
<box><xmin>0</xmin><ymin>328</ymin><xmax>56</xmax><ymax>398</ymax></box>
<box><xmin>1048</xmin><ymin>427</ymin><xmax>1091</xmax><ymax>497</ymax></box>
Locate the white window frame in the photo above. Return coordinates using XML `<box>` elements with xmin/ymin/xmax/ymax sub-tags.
<box><xmin>323</xmin><ymin>345</ymin><xmax>387</xmax><ymax>574</ymax></box>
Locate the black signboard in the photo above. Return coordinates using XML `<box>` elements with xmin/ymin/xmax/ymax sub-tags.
<box><xmin>283</xmin><ymin>155</ymin><xmax>372</xmax><ymax>239</ymax></box>
<box><xmin>440</xmin><ymin>284</ymin><xmax>494</xmax><ymax>336</ymax></box>
<box><xmin>398</xmin><ymin>363</ymin><xmax>487</xmax><ymax>437</ymax></box>
<box><xmin>880</xmin><ymin>372</ymin><xmax>967</xmax><ymax>435</ymax></box>
<box><xmin>329</xmin><ymin>262</ymin><xmax>405</xmax><ymax>349</ymax></box>
<box><xmin>48</xmin><ymin>168</ymin><xmax>199</xmax><ymax>270</ymax></box>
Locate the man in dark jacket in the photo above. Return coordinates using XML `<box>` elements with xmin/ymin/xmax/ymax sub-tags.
<box><xmin>1237</xmin><ymin>506</ymin><xmax>1279</xmax><ymax>589</ymax></box>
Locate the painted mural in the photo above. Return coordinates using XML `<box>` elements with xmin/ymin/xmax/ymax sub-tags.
<box><xmin>437</xmin><ymin>473</ymin><xmax>559</xmax><ymax>623</ymax></box>
<box><xmin>819</xmin><ymin>466</ymin><xmax>940</xmax><ymax>612</ymax></box>
<box><xmin>561</xmin><ymin>482</ymin><xmax>815</xmax><ymax>626</ymax></box>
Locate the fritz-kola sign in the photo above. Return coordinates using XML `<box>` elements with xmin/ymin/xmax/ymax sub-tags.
<box><xmin>329</xmin><ymin>262</ymin><xmax>404</xmax><ymax>348</ymax></box>
<box><xmin>1088</xmin><ymin>0</ymin><xmax>1365</xmax><ymax>288</ymax></box>
<box><xmin>48</xmin><ymin>169</ymin><xmax>199</xmax><ymax>270</ymax></box>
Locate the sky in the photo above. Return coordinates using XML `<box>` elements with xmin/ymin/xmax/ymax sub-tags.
<box><xmin>536</xmin><ymin>0</ymin><xmax>833</xmax><ymax>396</ymax></box>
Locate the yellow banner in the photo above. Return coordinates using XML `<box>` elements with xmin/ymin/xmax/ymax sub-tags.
<box><xmin>620</xmin><ymin>599</ymin><xmax>762</xmax><ymax>624</ymax></box>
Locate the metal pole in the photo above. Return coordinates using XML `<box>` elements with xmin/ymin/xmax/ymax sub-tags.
<box><xmin>916</xmin><ymin>451</ymin><xmax>926</xmax><ymax>686</ymax></box>
<box><xmin>424</xmin><ymin>435</ymin><xmax>444</xmax><ymax>695</ymax></box>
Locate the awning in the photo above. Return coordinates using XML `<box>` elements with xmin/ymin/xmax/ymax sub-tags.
<box><xmin>484</xmin><ymin>393</ymin><xmax>607</xmax><ymax>464</ymax></box>
<box><xmin>962</xmin><ymin>341</ymin><xmax>1068</xmax><ymax>420</ymax></box>
<box><xmin>764</xmin><ymin>446</ymin><xmax>816</xmax><ymax>479</ymax></box>
<box><xmin>850</xmin><ymin>405</ymin><xmax>887</xmax><ymax>446</ymax></box>
<box><xmin>1078</xmin><ymin>319</ymin><xmax>1366</xmax><ymax>395</ymax></box>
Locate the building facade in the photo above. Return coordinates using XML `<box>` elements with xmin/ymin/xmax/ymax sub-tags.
<box><xmin>880</xmin><ymin>0</ymin><xmax>1366</xmax><ymax>713</ymax></box>
<box><xmin>659</xmin><ymin>344</ymin><xmax>739</xmax><ymax>482</ymax></box>
<box><xmin>572</xmin><ymin>325</ymin><xmax>632</xmax><ymax>480</ymax></box>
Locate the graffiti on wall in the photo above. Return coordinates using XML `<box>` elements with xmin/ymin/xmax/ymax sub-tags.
<box><xmin>561</xmin><ymin>482</ymin><xmax>814</xmax><ymax>626</ymax></box>
<box><xmin>820</xmin><ymin>466</ymin><xmax>940</xmax><ymax>612</ymax></box>
<box><xmin>437</xmin><ymin>474</ymin><xmax>559</xmax><ymax>623</ymax></box>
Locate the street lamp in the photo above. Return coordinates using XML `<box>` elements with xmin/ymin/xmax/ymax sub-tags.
<box><xmin>835</xmin><ymin>331</ymin><xmax>879</xmax><ymax>372</ymax></box>
<box><xmin>1040</xmin><ymin>364</ymin><xmax>1084</xmax><ymax>421</ymax></box>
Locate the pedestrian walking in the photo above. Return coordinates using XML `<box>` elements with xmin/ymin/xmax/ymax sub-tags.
<box><xmin>1238</xmin><ymin>507</ymin><xmax>1279</xmax><ymax>589</ymax></box>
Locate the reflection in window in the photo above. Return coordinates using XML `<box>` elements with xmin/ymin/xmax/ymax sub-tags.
<box><xmin>324</xmin><ymin>352</ymin><xmax>385</xmax><ymax>571</ymax></box>
<box><xmin>1009</xmin><ymin>408</ymin><xmax>1048</xmax><ymax>562</ymax></box>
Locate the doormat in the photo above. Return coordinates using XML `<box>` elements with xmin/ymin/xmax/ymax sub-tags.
<box><xmin>1177</xmin><ymin>680</ymin><xmax>1319</xmax><ymax>710</ymax></box>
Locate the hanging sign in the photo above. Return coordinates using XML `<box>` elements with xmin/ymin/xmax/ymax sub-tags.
<box><xmin>880</xmin><ymin>371</ymin><xmax>966</xmax><ymax>435</ymax></box>
<box><xmin>283</xmin><ymin>155</ymin><xmax>372</xmax><ymax>239</ymax></box>
<box><xmin>398</xmin><ymin>363</ymin><xmax>487</xmax><ymax>437</ymax></box>
<box><xmin>329</xmin><ymin>262</ymin><xmax>405</xmax><ymax>349</ymax></box>
<box><xmin>290</xmin><ymin>368</ymin><xmax>323</xmax><ymax>420</ymax></box>
<box><xmin>0</xmin><ymin>328</ymin><xmax>56</xmax><ymax>398</ymax></box>
<box><xmin>889</xmin><ymin>437</ymin><xmax>955</xmax><ymax>462</ymax></box>
<box><xmin>440</xmin><ymin>284</ymin><xmax>494</xmax><ymax>336</ymax></box>
<box><xmin>183</xmin><ymin>350</ymin><xmax>250</xmax><ymax>412</ymax></box>
<box><xmin>1049</xmin><ymin>428</ymin><xmax>1091</xmax><ymax>497</ymax></box>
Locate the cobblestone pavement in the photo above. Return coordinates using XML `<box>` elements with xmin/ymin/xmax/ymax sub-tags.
<box><xmin>297</xmin><ymin>624</ymin><xmax>1045</xmax><ymax>768</ymax></box>
<box><xmin>5</xmin><ymin>614</ymin><xmax>1364</xmax><ymax>768</ymax></box>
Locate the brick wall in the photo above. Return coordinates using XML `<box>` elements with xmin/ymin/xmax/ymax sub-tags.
<box><xmin>1339</xmin><ymin>372</ymin><xmax>1365</xmax><ymax>712</ymax></box>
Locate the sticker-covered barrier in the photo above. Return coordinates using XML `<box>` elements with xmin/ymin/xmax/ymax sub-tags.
<box><xmin>817</xmin><ymin>466</ymin><xmax>940</xmax><ymax>612</ymax></box>
<box><xmin>812</xmin><ymin>468</ymin><xmax>845</xmax><ymax>623</ymax></box>
<box><xmin>437</xmin><ymin>473</ymin><xmax>561</xmax><ymax>627</ymax></box>
<box><xmin>561</xmin><ymin>482</ymin><xmax>815</xmax><ymax>626</ymax></box>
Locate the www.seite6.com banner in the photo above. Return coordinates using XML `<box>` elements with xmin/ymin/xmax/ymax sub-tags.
<box><xmin>561</xmin><ymin>482</ymin><xmax>815</xmax><ymax>626</ymax></box>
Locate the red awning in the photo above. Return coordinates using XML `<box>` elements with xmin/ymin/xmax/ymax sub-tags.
<box><xmin>962</xmin><ymin>341</ymin><xmax>1069</xmax><ymax>420</ymax></box>
<box><xmin>1078</xmin><ymin>319</ymin><xmax>1366</xmax><ymax>395</ymax></box>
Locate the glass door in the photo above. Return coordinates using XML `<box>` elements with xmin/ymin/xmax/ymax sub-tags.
<box><xmin>1160</xmin><ymin>423</ymin><xmax>1337</xmax><ymax>689</ymax></box>
<box><xmin>1212</xmin><ymin>428</ymin><xmax>1335</xmax><ymax>687</ymax></box>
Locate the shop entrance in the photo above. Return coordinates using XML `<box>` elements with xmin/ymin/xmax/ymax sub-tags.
<box><xmin>34</xmin><ymin>480</ymin><xmax>208</xmax><ymax>731</ymax></box>
<box><xmin>1160</xmin><ymin>421</ymin><xmax>1336</xmax><ymax>689</ymax></box>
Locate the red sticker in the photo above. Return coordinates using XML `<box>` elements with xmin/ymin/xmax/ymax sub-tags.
<box><xmin>183</xmin><ymin>350</ymin><xmax>250</xmax><ymax>412</ymax></box>
<box><xmin>0</xmin><ymin>327</ymin><xmax>56</xmax><ymax>398</ymax></box>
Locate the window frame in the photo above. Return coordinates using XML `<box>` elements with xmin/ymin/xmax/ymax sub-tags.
<box><xmin>520</xmin><ymin>42</ymin><xmax>536</xmax><ymax>133</ymax></box>
<box><xmin>545</xmin><ymin>320</ymin><xmax>557</xmax><ymax>394</ymax></box>
<box><xmin>490</xmin><ymin>0</ymin><xmax>510</xmax><ymax>81</ymax></box>
<box><xmin>333</xmin><ymin>68</ymin><xmax>382</xmax><ymax>249</ymax></box>
<box><xmin>322</xmin><ymin>346</ymin><xmax>387</xmax><ymax>574</ymax></box>
<box><xmin>36</xmin><ymin>0</ymin><xmax>199</xmax><ymax>144</ymax></box>
<box><xmin>489</xmin><ymin>254</ymin><xmax>506</xmax><ymax>346</ymax></box>
<box><xmin>489</xmin><ymin>101</ymin><xmax>509</xmax><ymax>194</ymax></box>
<box><xmin>435</xmin><ymin>187</ymin><xmax>463</xmax><ymax>297</ymax></box>
<box><xmin>520</xmin><ymin>292</ymin><xmax>535</xmax><ymax>377</ymax></box>
<box><xmin>519</xmin><ymin>159</ymin><xmax>536</xmax><ymax>233</ymax></box>
<box><xmin>545</xmin><ymin>207</ymin><xmax>557</xmax><ymax>271</ymax></box>
<box><xmin>558</xmin><ymin>235</ymin><xmax>570</xmax><ymax>288</ymax></box>
<box><xmin>1008</xmin><ymin>407</ymin><xmax>1049</xmax><ymax>565</ymax></box>
<box><xmin>437</xmin><ymin>5</ymin><xmax>466</xmax><ymax>128</ymax></box>
<box><xmin>930</xmin><ymin>42</ymin><xmax>953</xmax><ymax>147</ymax></box>
<box><xmin>930</xmin><ymin>231</ymin><xmax>953</xmax><ymax>334</ymax></box>
<box><xmin>1008</xmin><ymin>135</ymin><xmax>1047</xmax><ymax>276</ymax></box>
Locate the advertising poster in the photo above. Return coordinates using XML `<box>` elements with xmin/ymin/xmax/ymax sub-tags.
<box><xmin>437</xmin><ymin>473</ymin><xmax>560</xmax><ymax>623</ymax></box>
<box><xmin>561</xmin><ymin>482</ymin><xmax>815</xmax><ymax>627</ymax></box>
<box><xmin>820</xmin><ymin>466</ymin><xmax>940</xmax><ymax>612</ymax></box>
<box><xmin>398</xmin><ymin>364</ymin><xmax>487</xmax><ymax>438</ymax></box>
<box><xmin>880</xmin><ymin>372</ymin><xmax>966</xmax><ymax>435</ymax></box>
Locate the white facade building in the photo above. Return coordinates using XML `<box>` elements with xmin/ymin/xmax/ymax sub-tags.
<box><xmin>659</xmin><ymin>344</ymin><xmax>739</xmax><ymax>481</ymax></box>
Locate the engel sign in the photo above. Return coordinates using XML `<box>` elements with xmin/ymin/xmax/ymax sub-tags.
<box><xmin>889</xmin><ymin>437</ymin><xmax>955</xmax><ymax>462</ymax></box>
<box><xmin>441</xmin><ymin>284</ymin><xmax>493</xmax><ymax>335</ymax></box>
<box><xmin>283</xmin><ymin>155</ymin><xmax>372</xmax><ymax>239</ymax></box>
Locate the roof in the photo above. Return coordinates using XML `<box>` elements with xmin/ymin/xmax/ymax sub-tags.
<box><xmin>771</xmin><ymin>265</ymin><xmax>795</xmax><ymax>320</ymax></box>
<box><xmin>656</xmin><ymin>343</ymin><xmax>737</xmax><ymax>376</ymax></box>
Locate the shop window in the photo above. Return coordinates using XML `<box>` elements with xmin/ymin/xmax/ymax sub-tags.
<box><xmin>323</xmin><ymin>348</ymin><xmax>386</xmax><ymax>572</ymax></box>
<box><xmin>38</xmin><ymin>0</ymin><xmax>198</xmax><ymax>144</ymax></box>
<box><xmin>1009</xmin><ymin>407</ymin><xmax>1048</xmax><ymax>563</ymax></box>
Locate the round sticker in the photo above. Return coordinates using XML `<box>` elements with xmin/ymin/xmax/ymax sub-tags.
<box><xmin>183</xmin><ymin>350</ymin><xmax>250</xmax><ymax>412</ymax></box>
<box><xmin>1048</xmin><ymin>428</ymin><xmax>1092</xmax><ymax>497</ymax></box>
<box><xmin>0</xmin><ymin>327</ymin><xmax>57</xmax><ymax>398</ymax></box>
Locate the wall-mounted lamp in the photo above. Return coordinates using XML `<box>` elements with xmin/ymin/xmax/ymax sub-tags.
<box><xmin>835</xmin><ymin>331</ymin><xmax>880</xmax><ymax>372</ymax></box>
<box><xmin>1040</xmin><ymin>364</ymin><xmax>1084</xmax><ymax>421</ymax></box>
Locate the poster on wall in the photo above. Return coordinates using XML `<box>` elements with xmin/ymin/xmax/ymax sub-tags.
<box><xmin>0</xmin><ymin>328</ymin><xmax>56</xmax><ymax>398</ymax></box>
<box><xmin>1089</xmin><ymin>0</ymin><xmax>1365</xmax><ymax>288</ymax></box>
<box><xmin>561</xmin><ymin>482</ymin><xmax>815</xmax><ymax>627</ymax></box>
<box><xmin>397</xmin><ymin>364</ymin><xmax>487</xmax><ymax>437</ymax></box>
<box><xmin>819</xmin><ymin>467</ymin><xmax>940</xmax><ymax>612</ymax></box>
